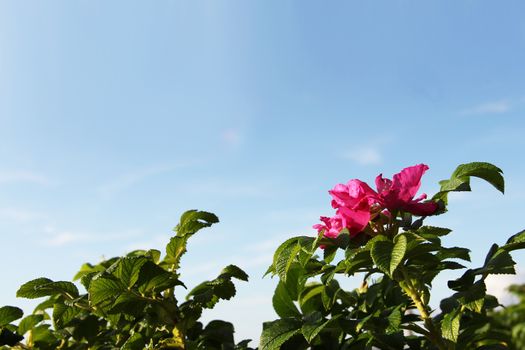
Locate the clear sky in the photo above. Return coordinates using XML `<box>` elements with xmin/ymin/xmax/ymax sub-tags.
<box><xmin>1</xmin><ymin>1</ymin><xmax>525</xmax><ymax>345</ymax></box>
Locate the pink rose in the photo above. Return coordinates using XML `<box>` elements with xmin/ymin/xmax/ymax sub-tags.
<box><xmin>313</xmin><ymin>215</ymin><xmax>344</xmax><ymax>239</ymax></box>
<box><xmin>328</xmin><ymin>180</ymin><xmax>378</xmax><ymax>235</ymax></box>
<box><xmin>375</xmin><ymin>164</ymin><xmax>438</xmax><ymax>216</ymax></box>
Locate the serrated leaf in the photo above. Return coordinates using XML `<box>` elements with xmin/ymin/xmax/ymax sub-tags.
<box><xmin>0</xmin><ymin>306</ymin><xmax>23</xmax><ymax>326</ymax></box>
<box><xmin>441</xmin><ymin>309</ymin><xmax>461</xmax><ymax>342</ymax></box>
<box><xmin>452</xmin><ymin>162</ymin><xmax>504</xmax><ymax>194</ymax></box>
<box><xmin>137</xmin><ymin>261</ymin><xmax>182</xmax><ymax>294</ymax></box>
<box><xmin>88</xmin><ymin>277</ymin><xmax>125</xmax><ymax>305</ymax></box>
<box><xmin>260</xmin><ymin>318</ymin><xmax>302</xmax><ymax>350</ymax></box>
<box><xmin>35</xmin><ymin>281</ymin><xmax>79</xmax><ymax>299</ymax></box>
<box><xmin>301</xmin><ymin>313</ymin><xmax>339</xmax><ymax>343</ymax></box>
<box><xmin>219</xmin><ymin>265</ymin><xmax>249</xmax><ymax>281</ymax></box>
<box><xmin>174</xmin><ymin>210</ymin><xmax>219</xmax><ymax>237</ymax></box>
<box><xmin>16</xmin><ymin>278</ymin><xmax>53</xmax><ymax>299</ymax></box>
<box><xmin>272</xmin><ymin>282</ymin><xmax>301</xmax><ymax>318</ymax></box>
<box><xmin>436</xmin><ymin>247</ymin><xmax>471</xmax><ymax>262</ymax></box>
<box><xmin>53</xmin><ymin>303</ymin><xmax>79</xmax><ymax>329</ymax></box>
<box><xmin>114</xmin><ymin>256</ymin><xmax>148</xmax><ymax>288</ymax></box>
<box><xmin>371</xmin><ymin>236</ymin><xmax>406</xmax><ymax>277</ymax></box>
<box><xmin>275</xmin><ymin>242</ymin><xmax>302</xmax><ymax>282</ymax></box>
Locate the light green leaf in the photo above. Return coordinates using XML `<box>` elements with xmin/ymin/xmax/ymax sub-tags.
<box><xmin>441</xmin><ymin>309</ymin><xmax>461</xmax><ymax>343</ymax></box>
<box><xmin>18</xmin><ymin>314</ymin><xmax>43</xmax><ymax>334</ymax></box>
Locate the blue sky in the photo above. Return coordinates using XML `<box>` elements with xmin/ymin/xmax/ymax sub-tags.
<box><xmin>1</xmin><ymin>0</ymin><xmax>525</xmax><ymax>345</ymax></box>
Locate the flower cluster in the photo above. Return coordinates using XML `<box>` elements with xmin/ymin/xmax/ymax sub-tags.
<box><xmin>314</xmin><ymin>164</ymin><xmax>438</xmax><ymax>240</ymax></box>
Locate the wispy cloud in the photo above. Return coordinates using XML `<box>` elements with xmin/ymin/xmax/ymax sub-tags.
<box><xmin>0</xmin><ymin>207</ymin><xmax>48</xmax><ymax>222</ymax></box>
<box><xmin>0</xmin><ymin>170</ymin><xmax>50</xmax><ymax>185</ymax></box>
<box><xmin>460</xmin><ymin>100</ymin><xmax>512</xmax><ymax>115</ymax></box>
<box><xmin>343</xmin><ymin>146</ymin><xmax>382</xmax><ymax>165</ymax></box>
<box><xmin>97</xmin><ymin>164</ymin><xmax>184</xmax><ymax>199</ymax></box>
<box><xmin>221</xmin><ymin>128</ymin><xmax>243</xmax><ymax>147</ymax></box>
<box><xmin>42</xmin><ymin>228</ymin><xmax>143</xmax><ymax>247</ymax></box>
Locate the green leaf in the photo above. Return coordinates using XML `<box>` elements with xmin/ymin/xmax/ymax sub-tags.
<box><xmin>0</xmin><ymin>306</ymin><xmax>23</xmax><ymax>326</ymax></box>
<box><xmin>451</xmin><ymin>162</ymin><xmax>504</xmax><ymax>194</ymax></box>
<box><xmin>52</xmin><ymin>302</ymin><xmax>79</xmax><ymax>329</ymax></box>
<box><xmin>272</xmin><ymin>282</ymin><xmax>301</xmax><ymax>318</ymax></box>
<box><xmin>136</xmin><ymin>261</ymin><xmax>182</xmax><ymax>294</ymax></box>
<box><xmin>441</xmin><ymin>309</ymin><xmax>461</xmax><ymax>343</ymax></box>
<box><xmin>371</xmin><ymin>235</ymin><xmax>406</xmax><ymax>277</ymax></box>
<box><xmin>436</xmin><ymin>247</ymin><xmax>471</xmax><ymax>262</ymax></box>
<box><xmin>88</xmin><ymin>277</ymin><xmax>125</xmax><ymax>305</ymax></box>
<box><xmin>503</xmin><ymin>229</ymin><xmax>525</xmax><ymax>252</ymax></box>
<box><xmin>275</xmin><ymin>241</ymin><xmax>302</xmax><ymax>282</ymax></box>
<box><xmin>301</xmin><ymin>312</ymin><xmax>339</xmax><ymax>343</ymax></box>
<box><xmin>219</xmin><ymin>265</ymin><xmax>249</xmax><ymax>281</ymax></box>
<box><xmin>260</xmin><ymin>318</ymin><xmax>302</xmax><ymax>350</ymax></box>
<box><xmin>18</xmin><ymin>314</ymin><xmax>43</xmax><ymax>335</ymax></box>
<box><xmin>114</xmin><ymin>256</ymin><xmax>148</xmax><ymax>288</ymax></box>
<box><xmin>34</xmin><ymin>281</ymin><xmax>79</xmax><ymax>299</ymax></box>
<box><xmin>121</xmin><ymin>333</ymin><xmax>146</xmax><ymax>350</ymax></box>
<box><xmin>16</xmin><ymin>278</ymin><xmax>53</xmax><ymax>299</ymax></box>
<box><xmin>174</xmin><ymin>210</ymin><xmax>219</xmax><ymax>237</ymax></box>
<box><xmin>386</xmin><ymin>306</ymin><xmax>402</xmax><ymax>334</ymax></box>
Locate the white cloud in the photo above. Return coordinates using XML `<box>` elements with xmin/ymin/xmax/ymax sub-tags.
<box><xmin>43</xmin><ymin>228</ymin><xmax>143</xmax><ymax>247</ymax></box>
<box><xmin>97</xmin><ymin>164</ymin><xmax>184</xmax><ymax>199</ymax></box>
<box><xmin>460</xmin><ymin>100</ymin><xmax>512</xmax><ymax>115</ymax></box>
<box><xmin>485</xmin><ymin>270</ymin><xmax>524</xmax><ymax>305</ymax></box>
<box><xmin>0</xmin><ymin>207</ymin><xmax>48</xmax><ymax>222</ymax></box>
<box><xmin>0</xmin><ymin>170</ymin><xmax>50</xmax><ymax>185</ymax></box>
<box><xmin>343</xmin><ymin>147</ymin><xmax>382</xmax><ymax>165</ymax></box>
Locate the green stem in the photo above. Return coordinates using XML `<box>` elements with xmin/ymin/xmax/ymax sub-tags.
<box><xmin>400</xmin><ymin>269</ymin><xmax>448</xmax><ymax>350</ymax></box>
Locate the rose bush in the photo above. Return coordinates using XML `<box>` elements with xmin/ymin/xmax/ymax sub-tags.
<box><xmin>1</xmin><ymin>162</ymin><xmax>524</xmax><ymax>350</ymax></box>
<box><xmin>262</xmin><ymin>162</ymin><xmax>525</xmax><ymax>349</ymax></box>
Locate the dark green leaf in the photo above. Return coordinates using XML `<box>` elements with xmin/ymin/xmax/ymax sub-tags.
<box><xmin>219</xmin><ymin>265</ymin><xmax>249</xmax><ymax>281</ymax></box>
<box><xmin>272</xmin><ymin>282</ymin><xmax>301</xmax><ymax>318</ymax></box>
<box><xmin>371</xmin><ymin>235</ymin><xmax>406</xmax><ymax>277</ymax></box>
<box><xmin>260</xmin><ymin>318</ymin><xmax>302</xmax><ymax>350</ymax></box>
<box><xmin>0</xmin><ymin>306</ymin><xmax>23</xmax><ymax>326</ymax></box>
<box><xmin>121</xmin><ymin>333</ymin><xmax>146</xmax><ymax>350</ymax></box>
<box><xmin>88</xmin><ymin>277</ymin><xmax>125</xmax><ymax>305</ymax></box>
<box><xmin>114</xmin><ymin>256</ymin><xmax>148</xmax><ymax>288</ymax></box>
<box><xmin>16</xmin><ymin>278</ymin><xmax>53</xmax><ymax>299</ymax></box>
<box><xmin>451</xmin><ymin>162</ymin><xmax>504</xmax><ymax>194</ymax></box>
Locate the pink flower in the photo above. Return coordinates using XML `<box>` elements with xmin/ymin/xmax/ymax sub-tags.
<box><xmin>313</xmin><ymin>215</ymin><xmax>344</xmax><ymax>238</ymax></box>
<box><xmin>375</xmin><ymin>164</ymin><xmax>438</xmax><ymax>216</ymax></box>
<box><xmin>328</xmin><ymin>180</ymin><xmax>378</xmax><ymax>235</ymax></box>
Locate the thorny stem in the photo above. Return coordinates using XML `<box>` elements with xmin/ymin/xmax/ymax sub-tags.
<box><xmin>400</xmin><ymin>268</ymin><xmax>448</xmax><ymax>350</ymax></box>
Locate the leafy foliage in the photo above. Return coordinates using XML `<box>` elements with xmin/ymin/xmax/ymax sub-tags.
<box><xmin>262</xmin><ymin>162</ymin><xmax>524</xmax><ymax>349</ymax></box>
<box><xmin>0</xmin><ymin>210</ymin><xmax>252</xmax><ymax>350</ymax></box>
